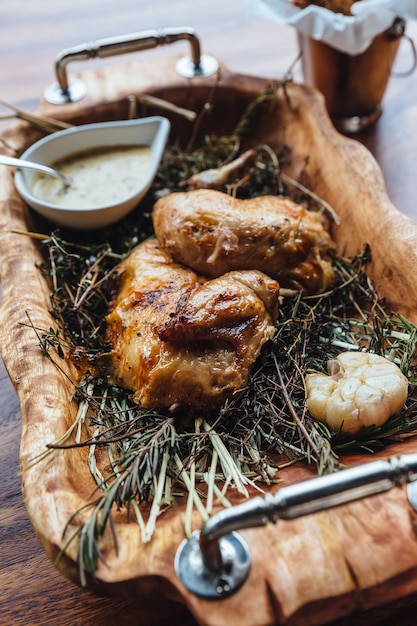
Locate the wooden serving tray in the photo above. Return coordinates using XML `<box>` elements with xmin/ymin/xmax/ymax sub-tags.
<box><xmin>2</xmin><ymin>54</ymin><xmax>417</xmax><ymax>626</ymax></box>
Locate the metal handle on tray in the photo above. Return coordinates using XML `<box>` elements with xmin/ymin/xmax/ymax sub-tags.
<box><xmin>44</xmin><ymin>27</ymin><xmax>219</xmax><ymax>104</ymax></box>
<box><xmin>175</xmin><ymin>453</ymin><xmax>417</xmax><ymax>599</ymax></box>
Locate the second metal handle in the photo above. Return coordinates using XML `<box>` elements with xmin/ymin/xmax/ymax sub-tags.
<box><xmin>175</xmin><ymin>454</ymin><xmax>417</xmax><ymax>598</ymax></box>
<box><xmin>44</xmin><ymin>27</ymin><xmax>219</xmax><ymax>104</ymax></box>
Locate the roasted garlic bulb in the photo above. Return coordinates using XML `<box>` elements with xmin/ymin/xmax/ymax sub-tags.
<box><xmin>305</xmin><ymin>351</ymin><xmax>408</xmax><ymax>434</ymax></box>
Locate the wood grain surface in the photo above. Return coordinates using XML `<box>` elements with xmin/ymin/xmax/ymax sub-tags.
<box><xmin>2</xmin><ymin>2</ymin><xmax>417</xmax><ymax>625</ymax></box>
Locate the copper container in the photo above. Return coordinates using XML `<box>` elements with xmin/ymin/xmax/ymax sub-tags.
<box><xmin>298</xmin><ymin>17</ymin><xmax>406</xmax><ymax>133</ymax></box>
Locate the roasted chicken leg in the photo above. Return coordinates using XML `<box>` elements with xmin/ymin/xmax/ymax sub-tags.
<box><xmin>152</xmin><ymin>189</ymin><xmax>334</xmax><ymax>292</ymax></box>
<box><xmin>105</xmin><ymin>238</ymin><xmax>280</xmax><ymax>410</ymax></box>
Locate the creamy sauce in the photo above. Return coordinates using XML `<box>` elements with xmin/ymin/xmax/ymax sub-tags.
<box><xmin>32</xmin><ymin>145</ymin><xmax>152</xmax><ymax>208</ymax></box>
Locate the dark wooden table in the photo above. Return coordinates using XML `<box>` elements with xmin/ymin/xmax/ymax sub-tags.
<box><xmin>2</xmin><ymin>2</ymin><xmax>417</xmax><ymax>624</ymax></box>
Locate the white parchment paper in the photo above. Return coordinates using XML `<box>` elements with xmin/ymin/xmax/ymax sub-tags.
<box><xmin>243</xmin><ymin>0</ymin><xmax>417</xmax><ymax>54</ymax></box>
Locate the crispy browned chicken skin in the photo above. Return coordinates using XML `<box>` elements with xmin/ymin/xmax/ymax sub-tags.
<box><xmin>152</xmin><ymin>189</ymin><xmax>334</xmax><ymax>293</ymax></box>
<box><xmin>106</xmin><ymin>238</ymin><xmax>280</xmax><ymax>410</ymax></box>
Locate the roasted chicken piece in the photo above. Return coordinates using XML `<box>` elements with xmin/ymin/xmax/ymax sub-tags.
<box><xmin>152</xmin><ymin>189</ymin><xmax>334</xmax><ymax>293</ymax></box>
<box><xmin>105</xmin><ymin>237</ymin><xmax>280</xmax><ymax>410</ymax></box>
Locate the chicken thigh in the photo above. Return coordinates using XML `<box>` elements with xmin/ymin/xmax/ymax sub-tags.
<box><xmin>105</xmin><ymin>238</ymin><xmax>280</xmax><ymax>410</ymax></box>
<box><xmin>152</xmin><ymin>189</ymin><xmax>334</xmax><ymax>292</ymax></box>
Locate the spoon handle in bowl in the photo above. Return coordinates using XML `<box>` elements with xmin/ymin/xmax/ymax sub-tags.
<box><xmin>0</xmin><ymin>154</ymin><xmax>69</xmax><ymax>184</ymax></box>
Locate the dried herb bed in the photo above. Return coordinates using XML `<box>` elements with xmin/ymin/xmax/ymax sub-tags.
<box><xmin>28</xmin><ymin>88</ymin><xmax>417</xmax><ymax>580</ymax></box>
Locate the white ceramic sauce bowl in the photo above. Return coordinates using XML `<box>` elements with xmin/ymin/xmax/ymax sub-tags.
<box><xmin>14</xmin><ymin>116</ymin><xmax>170</xmax><ymax>229</ymax></box>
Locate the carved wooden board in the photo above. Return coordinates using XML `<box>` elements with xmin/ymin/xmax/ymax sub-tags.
<box><xmin>1</xmin><ymin>55</ymin><xmax>417</xmax><ymax>625</ymax></box>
